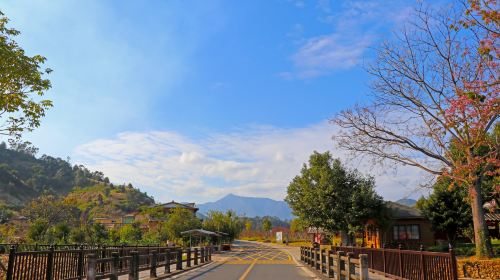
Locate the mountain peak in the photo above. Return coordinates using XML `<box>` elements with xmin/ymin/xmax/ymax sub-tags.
<box><xmin>395</xmin><ymin>198</ymin><xmax>417</xmax><ymax>207</ymax></box>
<box><xmin>198</xmin><ymin>194</ymin><xmax>292</xmax><ymax>220</ymax></box>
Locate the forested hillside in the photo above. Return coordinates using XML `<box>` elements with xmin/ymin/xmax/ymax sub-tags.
<box><xmin>66</xmin><ymin>184</ymin><xmax>155</xmax><ymax>218</ymax></box>
<box><xmin>0</xmin><ymin>142</ymin><xmax>152</xmax><ymax>209</ymax></box>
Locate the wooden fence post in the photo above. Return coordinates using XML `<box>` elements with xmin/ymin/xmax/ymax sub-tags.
<box><xmin>205</xmin><ymin>247</ymin><xmax>209</xmax><ymax>262</ymax></box>
<box><xmin>398</xmin><ymin>244</ymin><xmax>403</xmax><ymax>278</ymax></box>
<box><xmin>46</xmin><ymin>245</ymin><xmax>55</xmax><ymax>280</ymax></box>
<box><xmin>449</xmin><ymin>247</ymin><xmax>458</xmax><ymax>280</ymax></box>
<box><xmin>129</xmin><ymin>251</ymin><xmax>139</xmax><ymax>280</ymax></box>
<box><xmin>110</xmin><ymin>252</ymin><xmax>119</xmax><ymax>280</ymax></box>
<box><xmin>194</xmin><ymin>248</ymin><xmax>199</xmax><ymax>265</ymax></box>
<box><xmin>346</xmin><ymin>252</ymin><xmax>354</xmax><ymax>279</ymax></box>
<box><xmin>150</xmin><ymin>250</ymin><xmax>157</xmax><ymax>278</ymax></box>
<box><xmin>310</xmin><ymin>248</ymin><xmax>315</xmax><ymax>268</ymax></box>
<box><xmin>101</xmin><ymin>245</ymin><xmax>107</xmax><ymax>274</ymax></box>
<box><xmin>359</xmin><ymin>254</ymin><xmax>368</xmax><ymax>280</ymax></box>
<box><xmin>420</xmin><ymin>245</ymin><xmax>426</xmax><ymax>280</ymax></box>
<box><xmin>369</xmin><ymin>247</ymin><xmax>373</xmax><ymax>269</ymax></box>
<box><xmin>77</xmin><ymin>245</ymin><xmax>84</xmax><ymax>280</ymax></box>
<box><xmin>200</xmin><ymin>247</ymin><xmax>205</xmax><ymax>263</ymax></box>
<box><xmin>86</xmin><ymin>254</ymin><xmax>97</xmax><ymax>280</ymax></box>
<box><xmin>6</xmin><ymin>246</ymin><xmax>16</xmax><ymax>280</ymax></box>
<box><xmin>320</xmin><ymin>249</ymin><xmax>325</xmax><ymax>274</ymax></box>
<box><xmin>309</xmin><ymin>248</ymin><xmax>313</xmax><ymax>266</ymax></box>
<box><xmin>120</xmin><ymin>245</ymin><xmax>125</xmax><ymax>271</ymax></box>
<box><xmin>176</xmin><ymin>249</ymin><xmax>183</xmax><ymax>270</ymax></box>
<box><xmin>165</xmin><ymin>249</ymin><xmax>171</xmax><ymax>273</ymax></box>
<box><xmin>327</xmin><ymin>250</ymin><xmax>333</xmax><ymax>278</ymax></box>
<box><xmin>310</xmin><ymin>247</ymin><xmax>313</xmax><ymax>266</ymax></box>
<box><xmin>382</xmin><ymin>244</ymin><xmax>386</xmax><ymax>274</ymax></box>
<box><xmin>336</xmin><ymin>251</ymin><xmax>345</xmax><ymax>280</ymax></box>
<box><xmin>186</xmin><ymin>248</ymin><xmax>191</xmax><ymax>267</ymax></box>
<box><xmin>208</xmin><ymin>246</ymin><xmax>212</xmax><ymax>261</ymax></box>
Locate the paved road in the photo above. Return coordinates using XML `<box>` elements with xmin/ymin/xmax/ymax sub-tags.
<box><xmin>171</xmin><ymin>241</ymin><xmax>315</xmax><ymax>280</ymax></box>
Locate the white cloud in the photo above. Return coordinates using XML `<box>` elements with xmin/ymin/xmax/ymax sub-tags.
<box><xmin>291</xmin><ymin>34</ymin><xmax>372</xmax><ymax>77</ymax></box>
<box><xmin>284</xmin><ymin>0</ymin><xmax>414</xmax><ymax>78</ymax></box>
<box><xmin>74</xmin><ymin>122</ymin><xmax>429</xmax><ymax>204</ymax></box>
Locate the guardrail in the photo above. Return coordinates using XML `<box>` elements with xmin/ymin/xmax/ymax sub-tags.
<box><xmin>301</xmin><ymin>246</ymin><xmax>369</xmax><ymax>280</ymax></box>
<box><xmin>4</xmin><ymin>245</ymin><xmax>212</xmax><ymax>280</ymax></box>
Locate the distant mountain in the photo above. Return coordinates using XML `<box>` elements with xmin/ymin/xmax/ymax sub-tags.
<box><xmin>395</xmin><ymin>198</ymin><xmax>417</xmax><ymax>207</ymax></box>
<box><xmin>197</xmin><ymin>194</ymin><xmax>293</xmax><ymax>220</ymax></box>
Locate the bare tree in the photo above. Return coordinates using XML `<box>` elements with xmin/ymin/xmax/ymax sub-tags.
<box><xmin>333</xmin><ymin>4</ymin><xmax>498</xmax><ymax>258</ymax></box>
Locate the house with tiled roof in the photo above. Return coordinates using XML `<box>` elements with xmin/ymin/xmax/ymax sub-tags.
<box><xmin>364</xmin><ymin>201</ymin><xmax>435</xmax><ymax>249</ymax></box>
<box><xmin>156</xmin><ymin>201</ymin><xmax>199</xmax><ymax>215</ymax></box>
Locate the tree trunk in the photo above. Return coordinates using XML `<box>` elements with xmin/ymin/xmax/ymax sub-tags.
<box><xmin>469</xmin><ymin>180</ymin><xmax>493</xmax><ymax>258</ymax></box>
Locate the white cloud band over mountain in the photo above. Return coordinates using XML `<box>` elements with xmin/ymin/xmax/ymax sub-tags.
<box><xmin>74</xmin><ymin>122</ymin><xmax>430</xmax><ymax>204</ymax></box>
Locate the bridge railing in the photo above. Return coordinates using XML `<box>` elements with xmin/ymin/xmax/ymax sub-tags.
<box><xmin>4</xmin><ymin>245</ymin><xmax>212</xmax><ymax>280</ymax></box>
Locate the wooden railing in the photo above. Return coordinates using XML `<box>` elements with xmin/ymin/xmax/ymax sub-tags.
<box><xmin>4</xmin><ymin>245</ymin><xmax>212</xmax><ymax>280</ymax></box>
<box><xmin>300</xmin><ymin>247</ymin><xmax>369</xmax><ymax>280</ymax></box>
<box><xmin>329</xmin><ymin>245</ymin><xmax>458</xmax><ymax>280</ymax></box>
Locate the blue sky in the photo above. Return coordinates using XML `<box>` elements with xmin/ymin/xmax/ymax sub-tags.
<box><xmin>3</xmin><ymin>0</ymin><xmax>432</xmax><ymax>203</ymax></box>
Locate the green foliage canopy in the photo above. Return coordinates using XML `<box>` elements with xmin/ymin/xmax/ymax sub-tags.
<box><xmin>286</xmin><ymin>151</ymin><xmax>386</xmax><ymax>238</ymax></box>
<box><xmin>262</xmin><ymin>218</ymin><xmax>271</xmax><ymax>232</ymax></box>
<box><xmin>203</xmin><ymin>210</ymin><xmax>242</xmax><ymax>241</ymax></box>
<box><xmin>0</xmin><ymin>11</ymin><xmax>52</xmax><ymax>138</ymax></box>
<box><xmin>163</xmin><ymin>207</ymin><xmax>201</xmax><ymax>243</ymax></box>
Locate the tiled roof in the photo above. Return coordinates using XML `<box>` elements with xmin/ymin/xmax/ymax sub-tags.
<box><xmin>158</xmin><ymin>201</ymin><xmax>198</xmax><ymax>209</ymax></box>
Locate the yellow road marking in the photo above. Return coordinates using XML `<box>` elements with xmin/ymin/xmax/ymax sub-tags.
<box><xmin>227</xmin><ymin>260</ymin><xmax>294</xmax><ymax>265</ymax></box>
<box><xmin>256</xmin><ymin>250</ymin><xmax>276</xmax><ymax>260</ymax></box>
<box><xmin>238</xmin><ymin>260</ymin><xmax>256</xmax><ymax>280</ymax></box>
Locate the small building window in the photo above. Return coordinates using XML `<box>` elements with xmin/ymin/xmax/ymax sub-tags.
<box><xmin>393</xmin><ymin>224</ymin><xmax>420</xmax><ymax>240</ymax></box>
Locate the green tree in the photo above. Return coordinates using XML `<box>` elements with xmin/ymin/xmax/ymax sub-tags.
<box><xmin>417</xmin><ymin>176</ymin><xmax>496</xmax><ymax>245</ymax></box>
<box><xmin>417</xmin><ymin>178</ymin><xmax>470</xmax><ymax>245</ymax></box>
<box><xmin>244</xmin><ymin>220</ymin><xmax>252</xmax><ymax>232</ymax></box>
<box><xmin>118</xmin><ymin>222</ymin><xmax>142</xmax><ymax>244</ymax></box>
<box><xmin>286</xmin><ymin>151</ymin><xmax>385</xmax><ymax>245</ymax></box>
<box><xmin>22</xmin><ymin>195</ymin><xmax>80</xmax><ymax>227</ymax></box>
<box><xmin>0</xmin><ymin>11</ymin><xmax>52</xmax><ymax>139</ymax></box>
<box><xmin>163</xmin><ymin>208</ymin><xmax>201</xmax><ymax>244</ymax></box>
<box><xmin>51</xmin><ymin>223</ymin><xmax>71</xmax><ymax>244</ymax></box>
<box><xmin>27</xmin><ymin>219</ymin><xmax>49</xmax><ymax>242</ymax></box>
<box><xmin>69</xmin><ymin>227</ymin><xmax>86</xmax><ymax>244</ymax></box>
<box><xmin>89</xmin><ymin>223</ymin><xmax>109</xmax><ymax>244</ymax></box>
<box><xmin>203</xmin><ymin>210</ymin><xmax>242</xmax><ymax>241</ymax></box>
<box><xmin>0</xmin><ymin>204</ymin><xmax>13</xmax><ymax>224</ymax></box>
<box><xmin>290</xmin><ymin>218</ymin><xmax>306</xmax><ymax>234</ymax></box>
<box><xmin>108</xmin><ymin>229</ymin><xmax>121</xmax><ymax>245</ymax></box>
<box><xmin>262</xmin><ymin>218</ymin><xmax>272</xmax><ymax>232</ymax></box>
